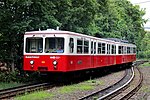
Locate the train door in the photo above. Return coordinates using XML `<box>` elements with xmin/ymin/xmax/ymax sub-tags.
<box><xmin>90</xmin><ymin>40</ymin><xmax>93</xmax><ymax>68</ymax></box>
<box><xmin>90</xmin><ymin>39</ymin><xmax>96</xmax><ymax>68</ymax></box>
<box><xmin>122</xmin><ymin>46</ymin><xmax>126</xmax><ymax>63</ymax></box>
<box><xmin>93</xmin><ymin>41</ymin><xmax>97</xmax><ymax>67</ymax></box>
<box><xmin>90</xmin><ymin>40</ymin><xmax>94</xmax><ymax>68</ymax></box>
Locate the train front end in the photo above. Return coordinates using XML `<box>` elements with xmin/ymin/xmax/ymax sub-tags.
<box><xmin>23</xmin><ymin>30</ymin><xmax>68</xmax><ymax>73</ymax></box>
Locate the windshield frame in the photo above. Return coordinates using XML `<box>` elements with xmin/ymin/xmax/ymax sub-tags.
<box><xmin>24</xmin><ymin>36</ymin><xmax>65</xmax><ymax>54</ymax></box>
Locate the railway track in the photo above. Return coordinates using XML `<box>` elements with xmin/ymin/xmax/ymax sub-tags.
<box><xmin>0</xmin><ymin>82</ymin><xmax>54</xmax><ymax>99</ymax></box>
<box><xmin>110</xmin><ymin>67</ymin><xmax>142</xmax><ymax>100</ymax></box>
<box><xmin>79</xmin><ymin>61</ymin><xmax>144</xmax><ymax>100</ymax></box>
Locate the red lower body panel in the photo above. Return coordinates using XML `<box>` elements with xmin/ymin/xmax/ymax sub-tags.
<box><xmin>23</xmin><ymin>54</ymin><xmax>136</xmax><ymax>72</ymax></box>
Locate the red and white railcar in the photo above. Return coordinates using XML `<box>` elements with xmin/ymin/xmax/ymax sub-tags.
<box><xmin>23</xmin><ymin>29</ymin><xmax>136</xmax><ymax>72</ymax></box>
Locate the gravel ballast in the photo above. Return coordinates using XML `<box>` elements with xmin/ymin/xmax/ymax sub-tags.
<box><xmin>47</xmin><ymin>69</ymin><xmax>125</xmax><ymax>100</ymax></box>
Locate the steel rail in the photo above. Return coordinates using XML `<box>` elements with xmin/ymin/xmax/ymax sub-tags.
<box><xmin>0</xmin><ymin>82</ymin><xmax>53</xmax><ymax>99</ymax></box>
<box><xmin>98</xmin><ymin>67</ymin><xmax>134</xmax><ymax>100</ymax></box>
<box><xmin>79</xmin><ymin>67</ymin><xmax>133</xmax><ymax>100</ymax></box>
<box><xmin>79</xmin><ymin>60</ymin><xmax>145</xmax><ymax>100</ymax></box>
<box><xmin>119</xmin><ymin>66</ymin><xmax>143</xmax><ymax>100</ymax></box>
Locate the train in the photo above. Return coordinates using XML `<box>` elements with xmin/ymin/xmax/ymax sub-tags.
<box><xmin>23</xmin><ymin>29</ymin><xmax>136</xmax><ymax>76</ymax></box>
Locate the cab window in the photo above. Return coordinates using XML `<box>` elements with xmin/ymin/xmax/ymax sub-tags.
<box><xmin>45</xmin><ymin>37</ymin><xmax>64</xmax><ymax>53</ymax></box>
<box><xmin>26</xmin><ymin>37</ymin><xmax>43</xmax><ymax>53</ymax></box>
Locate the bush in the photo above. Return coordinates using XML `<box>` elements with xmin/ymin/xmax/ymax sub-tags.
<box><xmin>0</xmin><ymin>69</ymin><xmax>42</xmax><ymax>83</ymax></box>
<box><xmin>137</xmin><ymin>51</ymin><xmax>145</xmax><ymax>58</ymax></box>
<box><xmin>137</xmin><ymin>51</ymin><xmax>150</xmax><ymax>59</ymax></box>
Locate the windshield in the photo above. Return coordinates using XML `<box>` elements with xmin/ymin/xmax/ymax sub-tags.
<box><xmin>25</xmin><ymin>37</ymin><xmax>64</xmax><ymax>53</ymax></box>
<box><xmin>45</xmin><ymin>37</ymin><xmax>64</xmax><ymax>53</ymax></box>
<box><xmin>26</xmin><ymin>37</ymin><xmax>43</xmax><ymax>53</ymax></box>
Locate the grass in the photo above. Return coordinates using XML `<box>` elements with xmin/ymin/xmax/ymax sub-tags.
<box><xmin>0</xmin><ymin>82</ymin><xmax>24</xmax><ymax>90</ymax></box>
<box><xmin>58</xmin><ymin>83</ymin><xmax>94</xmax><ymax>94</ymax></box>
<box><xmin>140</xmin><ymin>61</ymin><xmax>150</xmax><ymax>67</ymax></box>
<box><xmin>14</xmin><ymin>79</ymin><xmax>104</xmax><ymax>99</ymax></box>
<box><xmin>15</xmin><ymin>91</ymin><xmax>54</xmax><ymax>100</ymax></box>
<box><xmin>140</xmin><ymin>86</ymin><xmax>150</xmax><ymax>93</ymax></box>
<box><xmin>137</xmin><ymin>58</ymin><xmax>150</xmax><ymax>61</ymax></box>
<box><xmin>58</xmin><ymin>79</ymin><xmax>104</xmax><ymax>94</ymax></box>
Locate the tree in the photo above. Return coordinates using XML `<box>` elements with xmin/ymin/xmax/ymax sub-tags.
<box><xmin>0</xmin><ymin>0</ymin><xmax>59</xmax><ymax>71</ymax></box>
<box><xmin>139</xmin><ymin>32</ymin><xmax>150</xmax><ymax>58</ymax></box>
<box><xmin>0</xmin><ymin>0</ymin><xmax>147</xmax><ymax>71</ymax></box>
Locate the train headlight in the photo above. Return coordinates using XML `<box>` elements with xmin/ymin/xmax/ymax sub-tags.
<box><xmin>53</xmin><ymin>60</ymin><xmax>58</xmax><ymax>66</ymax></box>
<box><xmin>30</xmin><ymin>60</ymin><xmax>34</xmax><ymax>65</ymax></box>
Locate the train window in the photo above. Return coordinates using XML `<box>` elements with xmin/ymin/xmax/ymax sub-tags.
<box><xmin>94</xmin><ymin>42</ymin><xmax>96</xmax><ymax>54</ymax></box>
<box><xmin>84</xmin><ymin>40</ymin><xmax>89</xmax><ymax>54</ymax></box>
<box><xmin>91</xmin><ymin>41</ymin><xmax>93</xmax><ymax>54</ymax></box>
<box><xmin>131</xmin><ymin>47</ymin><xmax>133</xmax><ymax>53</ymax></box>
<box><xmin>98</xmin><ymin>42</ymin><xmax>102</xmax><ymax>54</ymax></box>
<box><xmin>26</xmin><ymin>37</ymin><xmax>43</xmax><ymax>53</ymax></box>
<box><xmin>107</xmin><ymin>44</ymin><xmax>108</xmax><ymax>54</ymax></box>
<box><xmin>119</xmin><ymin>46</ymin><xmax>122</xmax><ymax>54</ymax></box>
<box><xmin>102</xmin><ymin>43</ymin><xmax>105</xmax><ymax>54</ymax></box>
<box><xmin>123</xmin><ymin>46</ymin><xmax>126</xmax><ymax>54</ymax></box>
<box><xmin>77</xmin><ymin>39</ymin><xmax>83</xmax><ymax>53</ymax></box>
<box><xmin>133</xmin><ymin>47</ymin><xmax>136</xmax><ymax>53</ymax></box>
<box><xmin>69</xmin><ymin>38</ymin><xmax>74</xmax><ymax>53</ymax></box>
<box><xmin>127</xmin><ymin>47</ymin><xmax>130</xmax><ymax>54</ymax></box>
<box><xmin>112</xmin><ymin>45</ymin><xmax>116</xmax><ymax>54</ymax></box>
<box><xmin>107</xmin><ymin>44</ymin><xmax>111</xmax><ymax>54</ymax></box>
<box><xmin>45</xmin><ymin>37</ymin><xmax>64</xmax><ymax>53</ymax></box>
<box><xmin>121</xmin><ymin>46</ymin><xmax>124</xmax><ymax>54</ymax></box>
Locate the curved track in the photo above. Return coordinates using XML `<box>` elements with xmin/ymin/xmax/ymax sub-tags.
<box><xmin>111</xmin><ymin>66</ymin><xmax>142</xmax><ymax>100</ymax></box>
<box><xmin>79</xmin><ymin>61</ymin><xmax>144</xmax><ymax>100</ymax></box>
<box><xmin>79</xmin><ymin>67</ymin><xmax>134</xmax><ymax>100</ymax></box>
<box><xmin>0</xmin><ymin>82</ymin><xmax>54</xmax><ymax>99</ymax></box>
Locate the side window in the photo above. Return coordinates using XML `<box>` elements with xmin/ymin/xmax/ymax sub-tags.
<box><xmin>84</xmin><ymin>40</ymin><xmax>89</xmax><ymax>54</ymax></box>
<box><xmin>94</xmin><ymin>42</ymin><xmax>96</xmax><ymax>54</ymax></box>
<box><xmin>107</xmin><ymin>44</ymin><xmax>111</xmax><ymax>54</ymax></box>
<box><xmin>121</xmin><ymin>46</ymin><xmax>124</xmax><ymax>54</ymax></box>
<box><xmin>119</xmin><ymin>46</ymin><xmax>122</xmax><ymax>54</ymax></box>
<box><xmin>91</xmin><ymin>41</ymin><xmax>93</xmax><ymax>54</ymax></box>
<box><xmin>112</xmin><ymin>45</ymin><xmax>116</xmax><ymax>54</ymax></box>
<box><xmin>127</xmin><ymin>47</ymin><xmax>130</xmax><ymax>54</ymax></box>
<box><xmin>69</xmin><ymin>38</ymin><xmax>74</xmax><ymax>53</ymax></box>
<box><xmin>131</xmin><ymin>47</ymin><xmax>133</xmax><ymax>53</ymax></box>
<box><xmin>98</xmin><ymin>42</ymin><xmax>102</xmax><ymax>54</ymax></box>
<box><xmin>133</xmin><ymin>47</ymin><xmax>136</xmax><ymax>53</ymax></box>
<box><xmin>129</xmin><ymin>47</ymin><xmax>131</xmax><ymax>54</ymax></box>
<box><xmin>107</xmin><ymin>44</ymin><xmax>109</xmax><ymax>54</ymax></box>
<box><xmin>123</xmin><ymin>46</ymin><xmax>125</xmax><ymax>54</ymax></box>
<box><xmin>102</xmin><ymin>43</ymin><xmax>105</xmax><ymax>54</ymax></box>
<box><xmin>77</xmin><ymin>39</ymin><xmax>83</xmax><ymax>53</ymax></box>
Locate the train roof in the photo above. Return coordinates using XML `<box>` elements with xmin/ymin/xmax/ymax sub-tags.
<box><xmin>25</xmin><ymin>29</ymin><xmax>136</xmax><ymax>47</ymax></box>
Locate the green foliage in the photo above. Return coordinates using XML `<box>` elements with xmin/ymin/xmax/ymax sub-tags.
<box><xmin>140</xmin><ymin>61</ymin><xmax>150</xmax><ymax>67</ymax></box>
<box><xmin>137</xmin><ymin>32</ymin><xmax>150</xmax><ymax>58</ymax></box>
<box><xmin>0</xmin><ymin>71</ymin><xmax>18</xmax><ymax>82</ymax></box>
<box><xmin>0</xmin><ymin>69</ymin><xmax>42</xmax><ymax>83</ymax></box>
<box><xmin>15</xmin><ymin>91</ymin><xmax>54</xmax><ymax>100</ymax></box>
<box><xmin>0</xmin><ymin>0</ymin><xmax>147</xmax><ymax>74</ymax></box>
<box><xmin>0</xmin><ymin>82</ymin><xmax>23</xmax><ymax>90</ymax></box>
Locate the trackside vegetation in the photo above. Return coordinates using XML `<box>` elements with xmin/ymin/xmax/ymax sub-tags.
<box><xmin>15</xmin><ymin>79</ymin><xmax>104</xmax><ymax>99</ymax></box>
<box><xmin>138</xmin><ymin>32</ymin><xmax>150</xmax><ymax>59</ymax></box>
<box><xmin>140</xmin><ymin>61</ymin><xmax>150</xmax><ymax>67</ymax></box>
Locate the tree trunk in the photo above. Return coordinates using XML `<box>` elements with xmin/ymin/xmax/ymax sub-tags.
<box><xmin>10</xmin><ymin>50</ymin><xmax>15</xmax><ymax>72</ymax></box>
<box><xmin>11</xmin><ymin>59</ymin><xmax>15</xmax><ymax>72</ymax></box>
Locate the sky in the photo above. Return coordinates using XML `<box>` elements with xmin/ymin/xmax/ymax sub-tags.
<box><xmin>129</xmin><ymin>0</ymin><xmax>150</xmax><ymax>30</ymax></box>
